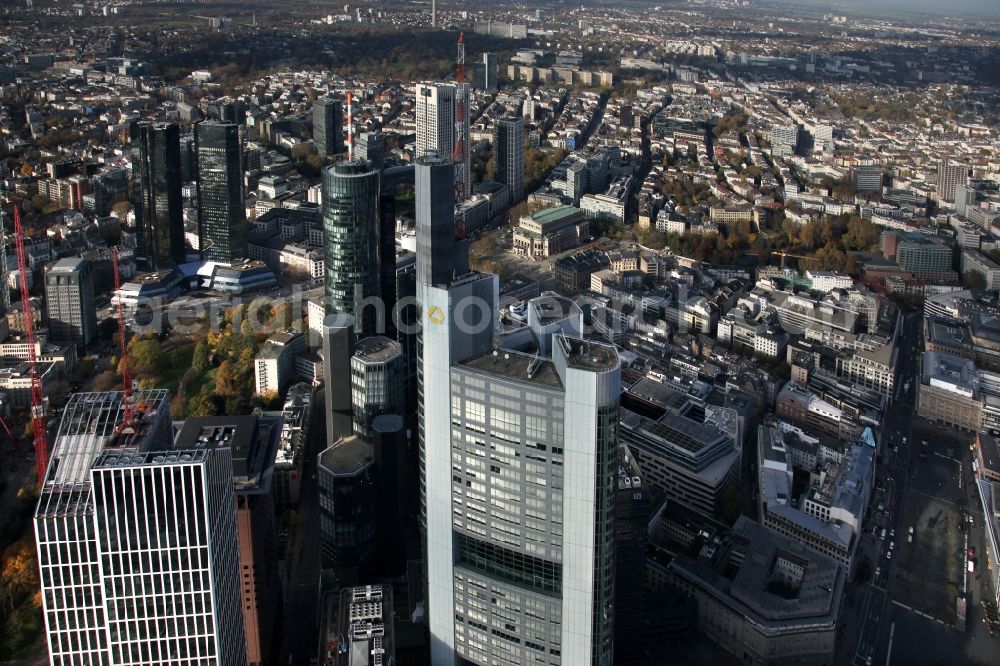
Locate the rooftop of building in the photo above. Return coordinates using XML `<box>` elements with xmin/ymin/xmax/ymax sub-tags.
<box><xmin>47</xmin><ymin>256</ymin><xmax>86</xmax><ymax>273</ymax></box>
<box><xmin>173</xmin><ymin>413</ymin><xmax>282</xmax><ymax>492</ymax></box>
<box><xmin>318</xmin><ymin>435</ymin><xmax>374</xmax><ymax>477</ymax></box>
<box><xmin>353</xmin><ymin>336</ymin><xmax>402</xmax><ymax>364</ymax></box>
<box><xmin>524</xmin><ymin>204</ymin><xmax>587</xmax><ymax>231</ymax></box>
<box><xmin>555</xmin><ymin>334</ymin><xmax>619</xmax><ymax>372</ymax></box>
<box><xmin>459</xmin><ymin>348</ymin><xmax>563</xmax><ymax>389</ymax></box>
<box><xmin>528</xmin><ymin>294</ymin><xmax>580</xmax><ymax>326</ymax></box>
<box><xmin>926</xmin><ymin>315</ymin><xmax>973</xmax><ymax>350</ymax></box>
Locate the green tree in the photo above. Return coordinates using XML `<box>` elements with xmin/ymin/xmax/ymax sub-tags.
<box><xmin>191</xmin><ymin>341</ymin><xmax>209</xmax><ymax>375</ymax></box>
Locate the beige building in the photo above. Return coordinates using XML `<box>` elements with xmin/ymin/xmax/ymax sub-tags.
<box><xmin>916</xmin><ymin>351</ymin><xmax>982</xmax><ymax>431</ymax></box>
<box><xmin>512</xmin><ymin>205</ymin><xmax>589</xmax><ymax>258</ymax></box>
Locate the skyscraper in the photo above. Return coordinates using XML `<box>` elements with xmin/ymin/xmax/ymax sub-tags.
<box><xmin>35</xmin><ymin>391</ymin><xmax>248</xmax><ymax>666</ymax></box>
<box><xmin>415</xmin><ymin>82</ymin><xmax>470</xmax><ymax>199</ymax></box>
<box><xmin>937</xmin><ymin>159</ymin><xmax>969</xmax><ymax>203</ymax></box>
<box><xmin>133</xmin><ymin>121</ymin><xmax>185</xmax><ymax>270</ymax></box>
<box><xmin>417</xmin><ymin>153</ymin><xmax>621</xmax><ymax>664</ymax></box>
<box><xmin>356</xmin><ymin>131</ymin><xmax>385</xmax><ymax>170</ymax></box>
<box><xmin>321</xmin><ymin>160</ymin><xmax>382</xmax><ymax>334</ymax></box>
<box><xmin>493</xmin><ymin>116</ymin><xmax>525</xmax><ymax>204</ymax></box>
<box><xmin>481</xmin><ymin>52</ymin><xmax>499</xmax><ymax>92</ymax></box>
<box><xmin>44</xmin><ymin>257</ymin><xmax>96</xmax><ymax>350</ymax></box>
<box><xmin>351</xmin><ymin>336</ymin><xmax>405</xmax><ymax>437</ymax></box>
<box><xmin>196</xmin><ymin>120</ymin><xmax>246</xmax><ymax>263</ymax></box>
<box><xmin>313</xmin><ymin>98</ymin><xmax>343</xmax><ymax>157</ymax></box>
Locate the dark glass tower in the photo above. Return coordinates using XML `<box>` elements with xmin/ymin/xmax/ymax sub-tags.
<box><xmin>322</xmin><ymin>160</ymin><xmax>381</xmax><ymax>335</ymax></box>
<box><xmin>313</xmin><ymin>98</ymin><xmax>343</xmax><ymax>157</ymax></box>
<box><xmin>133</xmin><ymin>122</ymin><xmax>185</xmax><ymax>271</ymax></box>
<box><xmin>195</xmin><ymin>121</ymin><xmax>246</xmax><ymax>263</ymax></box>
<box><xmin>494</xmin><ymin>116</ymin><xmax>525</xmax><ymax>205</ymax></box>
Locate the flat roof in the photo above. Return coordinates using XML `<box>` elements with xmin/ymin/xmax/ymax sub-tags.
<box><xmin>459</xmin><ymin>349</ymin><xmax>563</xmax><ymax>389</ymax></box>
<box><xmin>318</xmin><ymin>435</ymin><xmax>373</xmax><ymax>477</ymax></box>
<box><xmin>354</xmin><ymin>336</ymin><xmax>402</xmax><ymax>363</ymax></box>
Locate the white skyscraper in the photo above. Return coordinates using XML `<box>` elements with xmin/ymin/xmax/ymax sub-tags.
<box><xmin>34</xmin><ymin>391</ymin><xmax>247</xmax><ymax>666</ymax></box>
<box><xmin>417</xmin><ymin>155</ymin><xmax>621</xmax><ymax>665</ymax></box>
<box><xmin>415</xmin><ymin>82</ymin><xmax>470</xmax><ymax>201</ymax></box>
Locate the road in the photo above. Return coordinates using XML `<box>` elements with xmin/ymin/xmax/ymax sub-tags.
<box><xmin>841</xmin><ymin>308</ymin><xmax>1000</xmax><ymax>666</ymax></box>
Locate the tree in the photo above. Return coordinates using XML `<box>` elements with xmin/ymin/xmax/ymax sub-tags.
<box><xmin>191</xmin><ymin>341</ymin><xmax>209</xmax><ymax>375</ymax></box>
<box><xmin>128</xmin><ymin>336</ymin><xmax>166</xmax><ymax>377</ymax></box>
<box><xmin>215</xmin><ymin>360</ymin><xmax>243</xmax><ymax>399</ymax></box>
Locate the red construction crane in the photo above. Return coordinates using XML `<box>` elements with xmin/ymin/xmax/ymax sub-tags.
<box><xmin>12</xmin><ymin>206</ymin><xmax>49</xmax><ymax>485</ymax></box>
<box><xmin>111</xmin><ymin>246</ymin><xmax>134</xmax><ymax>430</ymax></box>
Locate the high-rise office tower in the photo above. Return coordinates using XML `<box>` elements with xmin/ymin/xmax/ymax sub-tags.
<box><xmin>196</xmin><ymin>120</ymin><xmax>247</xmax><ymax>262</ymax></box>
<box><xmin>417</xmin><ymin>151</ymin><xmax>622</xmax><ymax>664</ymax></box>
<box><xmin>44</xmin><ymin>257</ymin><xmax>96</xmax><ymax>350</ymax></box>
<box><xmin>323</xmin><ymin>313</ymin><xmax>356</xmax><ymax>446</ymax></box>
<box><xmin>321</xmin><ymin>161</ymin><xmax>381</xmax><ymax>334</ymax></box>
<box><xmin>313</xmin><ymin>98</ymin><xmax>344</xmax><ymax>157</ymax></box>
<box><xmin>317</xmin><ymin>433</ymin><xmax>377</xmax><ymax>574</ymax></box>
<box><xmin>133</xmin><ymin>122</ymin><xmax>185</xmax><ymax>270</ymax></box>
<box><xmin>937</xmin><ymin>159</ymin><xmax>969</xmax><ymax>203</ymax></box>
<box><xmin>493</xmin><ymin>116</ymin><xmax>525</xmax><ymax>204</ymax></box>
<box><xmin>351</xmin><ymin>336</ymin><xmax>405</xmax><ymax>437</ymax></box>
<box><xmin>35</xmin><ymin>391</ymin><xmax>248</xmax><ymax>666</ymax></box>
<box><xmin>415</xmin><ymin>82</ymin><xmax>470</xmax><ymax>199</ymax></box>
<box><xmin>357</xmin><ymin>132</ymin><xmax>385</xmax><ymax>170</ymax></box>
<box><xmin>482</xmin><ymin>53</ymin><xmax>499</xmax><ymax>92</ymax></box>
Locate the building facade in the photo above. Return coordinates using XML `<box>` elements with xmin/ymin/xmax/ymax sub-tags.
<box><xmin>322</xmin><ymin>161</ymin><xmax>381</xmax><ymax>335</ymax></box>
<box><xmin>133</xmin><ymin>122</ymin><xmax>185</xmax><ymax>270</ymax></box>
<box><xmin>196</xmin><ymin>121</ymin><xmax>246</xmax><ymax>263</ymax></box>
<box><xmin>313</xmin><ymin>98</ymin><xmax>343</xmax><ymax>157</ymax></box>
<box><xmin>494</xmin><ymin>116</ymin><xmax>524</xmax><ymax>205</ymax></box>
<box><xmin>44</xmin><ymin>257</ymin><xmax>96</xmax><ymax>350</ymax></box>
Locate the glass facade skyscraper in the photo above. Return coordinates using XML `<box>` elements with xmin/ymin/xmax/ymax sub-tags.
<box><xmin>321</xmin><ymin>160</ymin><xmax>381</xmax><ymax>334</ymax></box>
<box><xmin>313</xmin><ymin>98</ymin><xmax>343</xmax><ymax>157</ymax></box>
<box><xmin>133</xmin><ymin>122</ymin><xmax>185</xmax><ymax>271</ymax></box>
<box><xmin>196</xmin><ymin>121</ymin><xmax>246</xmax><ymax>263</ymax></box>
<box><xmin>494</xmin><ymin>116</ymin><xmax>525</xmax><ymax>205</ymax></box>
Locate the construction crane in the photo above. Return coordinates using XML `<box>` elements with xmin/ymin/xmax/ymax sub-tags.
<box><xmin>453</xmin><ymin>32</ymin><xmax>469</xmax><ymax>239</ymax></box>
<box><xmin>12</xmin><ymin>205</ymin><xmax>49</xmax><ymax>485</ymax></box>
<box><xmin>453</xmin><ymin>31</ymin><xmax>468</xmax><ymax>204</ymax></box>
<box><xmin>111</xmin><ymin>247</ymin><xmax>134</xmax><ymax>431</ymax></box>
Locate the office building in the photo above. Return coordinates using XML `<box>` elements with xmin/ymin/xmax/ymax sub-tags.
<box><xmin>854</xmin><ymin>164</ymin><xmax>882</xmax><ymax>193</ymax></box>
<box><xmin>254</xmin><ymin>330</ymin><xmax>306</xmax><ymax>395</ymax></box>
<box><xmin>482</xmin><ymin>52</ymin><xmax>499</xmax><ymax>92</ymax></box>
<box><xmin>418</xmin><ymin>155</ymin><xmax>620</xmax><ymax>664</ymax></box>
<box><xmin>351</xmin><ymin>336</ymin><xmax>405</xmax><ymax>437</ymax></box>
<box><xmin>196</xmin><ymin>121</ymin><xmax>247</xmax><ymax>262</ymax></box>
<box><xmin>667</xmin><ymin>517</ymin><xmax>844</xmax><ymax>665</ymax></box>
<box><xmin>493</xmin><ymin>116</ymin><xmax>524</xmax><ymax>205</ymax></box>
<box><xmin>44</xmin><ymin>257</ymin><xmax>96</xmax><ymax>350</ymax></box>
<box><xmin>321</xmin><ymin>161</ymin><xmax>382</xmax><ymax>334</ymax></box>
<box><xmin>937</xmin><ymin>159</ymin><xmax>968</xmax><ymax>203</ymax></box>
<box><xmin>35</xmin><ymin>391</ymin><xmax>248</xmax><ymax>666</ymax></box>
<box><xmin>313</xmin><ymin>98</ymin><xmax>344</xmax><ymax>157</ymax></box>
<box><xmin>769</xmin><ymin>124</ymin><xmax>798</xmax><ymax>157</ymax></box>
<box><xmin>415</xmin><ymin>82</ymin><xmax>470</xmax><ymax>198</ymax></box>
<box><xmin>322</xmin><ymin>311</ymin><xmax>356</xmax><ymax>439</ymax></box>
<box><xmin>430</xmin><ymin>334</ymin><xmax>621</xmax><ymax>666</ymax></box>
<box><xmin>175</xmin><ymin>414</ymin><xmax>284</xmax><ymax>666</ymax></box>
<box><xmin>356</xmin><ymin>131</ymin><xmax>385</xmax><ymax>170</ymax></box>
<box><xmin>133</xmin><ymin>122</ymin><xmax>185</xmax><ymax>270</ymax></box>
<box><xmin>620</xmin><ymin>377</ymin><xmax>739</xmax><ymax>516</ymax></box>
<box><xmin>916</xmin><ymin>350</ymin><xmax>983</xmax><ymax>431</ymax></box>
<box><xmin>317</xmin><ymin>434</ymin><xmax>377</xmax><ymax>574</ymax></box>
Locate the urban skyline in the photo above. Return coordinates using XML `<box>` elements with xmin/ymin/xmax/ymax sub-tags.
<box><xmin>0</xmin><ymin>1</ymin><xmax>999</xmax><ymax>665</ymax></box>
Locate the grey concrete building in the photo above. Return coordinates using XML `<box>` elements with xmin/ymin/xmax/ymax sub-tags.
<box><xmin>44</xmin><ymin>257</ymin><xmax>96</xmax><ymax>350</ymax></box>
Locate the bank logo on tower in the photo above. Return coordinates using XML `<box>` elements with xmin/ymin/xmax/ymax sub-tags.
<box><xmin>427</xmin><ymin>305</ymin><xmax>445</xmax><ymax>325</ymax></box>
